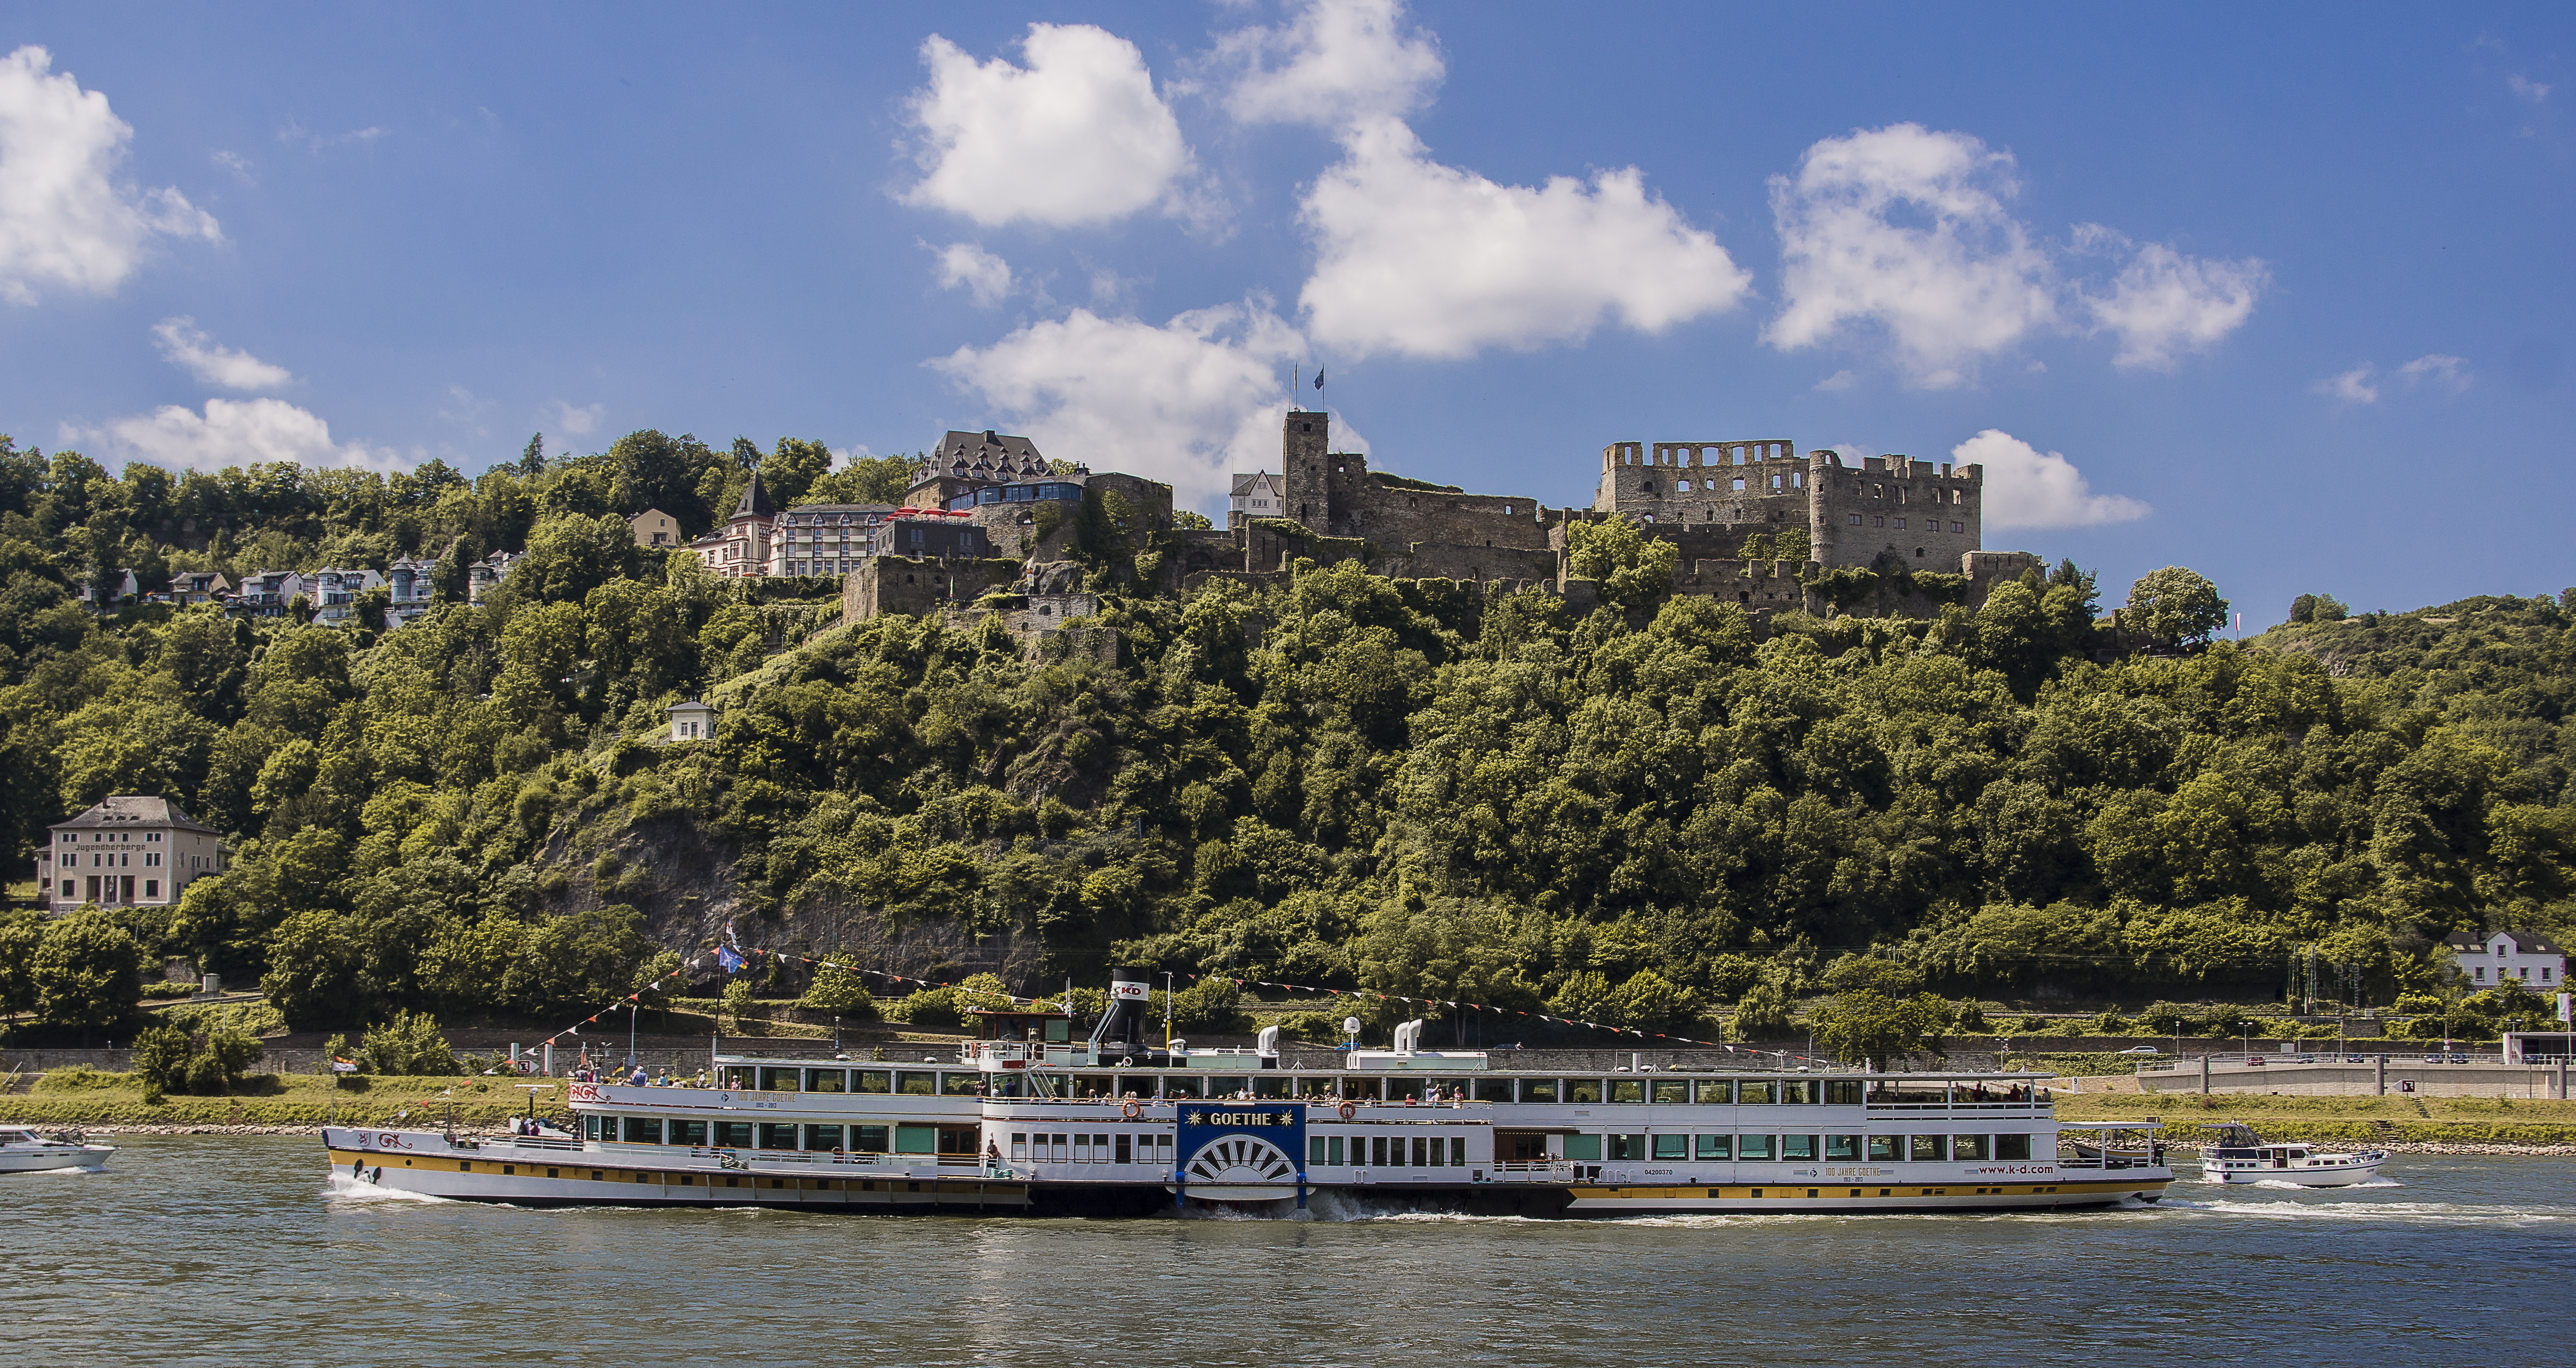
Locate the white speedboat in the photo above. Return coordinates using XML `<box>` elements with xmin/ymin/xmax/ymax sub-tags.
<box><xmin>2199</xmin><ymin>1123</ymin><xmax>2384</xmax><ymax>1187</ymax></box>
<box><xmin>0</xmin><ymin>1125</ymin><xmax>116</xmax><ymax>1173</ymax></box>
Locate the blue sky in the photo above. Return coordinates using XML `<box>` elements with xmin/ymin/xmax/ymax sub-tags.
<box><xmin>1</xmin><ymin>1</ymin><xmax>2569</xmax><ymax>623</ymax></box>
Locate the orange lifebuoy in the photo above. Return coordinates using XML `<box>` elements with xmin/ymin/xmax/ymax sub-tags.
<box><xmin>1338</xmin><ymin>1102</ymin><xmax>1356</xmax><ymax>1120</ymax></box>
<box><xmin>1122</xmin><ymin>1099</ymin><xmax>1143</xmax><ymax>1120</ymax></box>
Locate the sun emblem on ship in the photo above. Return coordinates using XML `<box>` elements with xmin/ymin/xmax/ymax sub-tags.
<box><xmin>1185</xmin><ymin>1109</ymin><xmax>1205</xmax><ymax>1125</ymax></box>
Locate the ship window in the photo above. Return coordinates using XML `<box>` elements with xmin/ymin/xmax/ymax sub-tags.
<box><xmin>1164</xmin><ymin>1076</ymin><xmax>1205</xmax><ymax>1100</ymax></box>
<box><xmin>715</xmin><ymin>1122</ymin><xmax>753</xmax><ymax>1148</ymax></box>
<box><xmin>757</xmin><ymin>1123</ymin><xmax>798</xmax><ymax>1151</ymax></box>
<box><xmin>1371</xmin><ymin>1137</ymin><xmax>1389</xmax><ymax>1167</ymax></box>
<box><xmin>760</xmin><ymin>1068</ymin><xmax>800</xmax><ymax>1092</ymax></box>
<box><xmin>1996</xmin><ymin>1134</ymin><xmax>2032</xmax><ymax>1161</ymax></box>
<box><xmin>896</xmin><ymin>1071</ymin><xmax>935</xmax><ymax>1096</ymax></box>
<box><xmin>1737</xmin><ymin>1134</ymin><xmax>1776</xmax><ymax>1160</ymax></box>
<box><xmin>1388</xmin><ymin>1078</ymin><xmax>1425</xmax><ymax>1103</ymax></box>
<box><xmin>1254</xmin><ymin>1076</ymin><xmax>1293</xmax><ymax>1100</ymax></box>
<box><xmin>1565</xmin><ymin>1079</ymin><xmax>1603</xmax><ymax>1104</ymax></box>
<box><xmin>797</xmin><ymin>1124</ymin><xmax>839</xmax><ymax>1152</ymax></box>
<box><xmin>1410</xmin><ymin>1136</ymin><xmax>1428</xmax><ymax>1167</ymax></box>
<box><xmin>1652</xmin><ymin>1134</ymin><xmax>1689</xmax><ymax>1161</ymax></box>
<box><xmin>1116</xmin><ymin>1135</ymin><xmax>1132</xmax><ymax>1164</ymax></box>
<box><xmin>1782</xmin><ymin>1135</ymin><xmax>1818</xmax><ymax>1161</ymax></box>
<box><xmin>1825</xmin><ymin>1135</ymin><xmax>1861</xmax><ymax>1160</ymax></box>
<box><xmin>1609</xmin><ymin>1080</ymin><xmax>1646</xmax><ymax>1104</ymax></box>
<box><xmin>1337</xmin><ymin>1077</ymin><xmax>1378</xmax><ymax>1102</ymax></box>
<box><xmin>1309</xmin><ymin>1137</ymin><xmax>1327</xmax><ymax>1167</ymax></box>
<box><xmin>1475</xmin><ymin>1078</ymin><xmax>1516</xmax><ymax>1103</ymax></box>
<box><xmin>1208</xmin><ymin>1076</ymin><xmax>1250</xmax><ymax>1098</ymax></box>
<box><xmin>1696</xmin><ymin>1135</ymin><xmax>1731</xmax><ymax>1159</ymax></box>
<box><xmin>1693</xmin><ymin>1080</ymin><xmax>1734</xmax><ymax>1103</ymax></box>
<box><xmin>1824</xmin><ymin>1080</ymin><xmax>1863</xmax><ymax>1106</ymax></box>
<box><xmin>940</xmin><ymin>1073</ymin><xmax>981</xmax><ymax>1096</ymax></box>
<box><xmin>1554</xmin><ymin>1134</ymin><xmax>1602</xmax><ymax>1162</ymax></box>
<box><xmin>1866</xmin><ymin>1135</ymin><xmax>1900</xmax><ymax>1161</ymax></box>
<box><xmin>805</xmin><ymin>1069</ymin><xmax>847</xmax><ymax>1093</ymax></box>
<box><xmin>1118</xmin><ymin>1075</ymin><xmax>1159</xmax><ymax>1099</ymax></box>
<box><xmin>1651</xmin><ymin>1080</ymin><xmax>1689</xmax><ymax>1104</ymax></box>
<box><xmin>894</xmin><ymin>1125</ymin><xmax>937</xmax><ymax>1155</ymax></box>
<box><xmin>582</xmin><ymin>1115</ymin><xmax>602</xmax><ymax>1141</ymax></box>
<box><xmin>1738</xmin><ymin>1081</ymin><xmax>1776</xmax><ymax>1105</ymax></box>
<box><xmin>1780</xmin><ymin>1080</ymin><xmax>1814</xmax><ymax>1104</ymax></box>
<box><xmin>1951</xmin><ymin>1135</ymin><xmax>1989</xmax><ymax>1161</ymax></box>
<box><xmin>1909</xmin><ymin>1135</ymin><xmax>1944</xmax><ymax>1162</ymax></box>
<box><xmin>668</xmin><ymin>1120</ymin><xmax>708</xmax><ymax>1146</ymax></box>
<box><xmin>1327</xmin><ymin>1136</ymin><xmax>1346</xmax><ymax>1167</ymax></box>
<box><xmin>856</xmin><ymin>1070</ymin><xmax>892</xmax><ymax>1093</ymax></box>
<box><xmin>1522</xmin><ymin>1079</ymin><xmax>1560</xmax><ymax>1103</ymax></box>
<box><xmin>853</xmin><ymin>1125</ymin><xmax>889</xmax><ymax>1153</ymax></box>
<box><xmin>1605</xmin><ymin>1134</ymin><xmax>1646</xmax><ymax>1162</ymax></box>
<box><xmin>620</xmin><ymin>1117</ymin><xmax>662</xmax><ymax>1144</ymax></box>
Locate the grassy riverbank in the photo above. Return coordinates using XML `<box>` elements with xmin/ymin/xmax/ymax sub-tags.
<box><xmin>2054</xmin><ymin>1091</ymin><xmax>2576</xmax><ymax>1147</ymax></box>
<box><xmin>0</xmin><ymin>1071</ymin><xmax>570</xmax><ymax>1127</ymax></box>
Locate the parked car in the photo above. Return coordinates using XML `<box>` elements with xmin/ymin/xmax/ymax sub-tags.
<box><xmin>2116</xmin><ymin>1046</ymin><xmax>2161</xmax><ymax>1055</ymax></box>
<box><xmin>2243</xmin><ymin>1055</ymin><xmax>2267</xmax><ymax>1066</ymax></box>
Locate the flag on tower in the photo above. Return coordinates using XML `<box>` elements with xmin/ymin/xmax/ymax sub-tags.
<box><xmin>1314</xmin><ymin>367</ymin><xmax>1326</xmax><ymax>390</ymax></box>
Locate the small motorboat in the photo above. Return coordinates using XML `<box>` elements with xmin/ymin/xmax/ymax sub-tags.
<box><xmin>2199</xmin><ymin>1122</ymin><xmax>2384</xmax><ymax>1187</ymax></box>
<box><xmin>0</xmin><ymin>1125</ymin><xmax>116</xmax><ymax>1173</ymax></box>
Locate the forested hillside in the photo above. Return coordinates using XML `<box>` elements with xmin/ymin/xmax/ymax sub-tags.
<box><xmin>5</xmin><ymin>434</ymin><xmax>2574</xmax><ymax>1046</ymax></box>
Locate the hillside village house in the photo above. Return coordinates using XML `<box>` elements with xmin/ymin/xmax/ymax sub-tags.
<box><xmin>237</xmin><ymin>570</ymin><xmax>307</xmax><ymax>615</ymax></box>
<box><xmin>43</xmin><ymin>796</ymin><xmax>223</xmax><ymax>912</ymax></box>
<box><xmin>168</xmin><ymin>571</ymin><xmax>231</xmax><ymax>604</ymax></box>
<box><xmin>2446</xmin><ymin>931</ymin><xmax>2564</xmax><ymax>988</ymax></box>
<box><xmin>385</xmin><ymin>556</ymin><xmax>436</xmax><ymax>626</ymax></box>
<box><xmin>309</xmin><ymin>567</ymin><xmax>384</xmax><ymax>625</ymax></box>
<box><xmin>667</xmin><ymin>698</ymin><xmax>715</xmax><ymax>742</ymax></box>
<box><xmin>629</xmin><ymin>508</ymin><xmax>680</xmax><ymax>548</ymax></box>
<box><xmin>770</xmin><ymin>504</ymin><xmax>898</xmax><ymax>577</ymax></box>
<box><xmin>1229</xmin><ymin>470</ymin><xmax>1285</xmax><ymax>529</ymax></box>
<box><xmin>467</xmin><ymin>550</ymin><xmax>518</xmax><ymax>603</ymax></box>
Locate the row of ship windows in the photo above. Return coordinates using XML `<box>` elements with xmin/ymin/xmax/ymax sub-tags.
<box><xmin>587</xmin><ymin>1115</ymin><xmax>977</xmax><ymax>1153</ymax></box>
<box><xmin>1847</xmin><ymin>515</ymin><xmax>1967</xmax><ymax>532</ymax></box>
<box><xmin>703</xmin><ymin>1070</ymin><xmax>2030</xmax><ymax>1108</ymax></box>
<box><xmin>718</xmin><ymin>1068</ymin><xmax>1881</xmax><ymax>1104</ymax></box>
<box><xmin>1574</xmin><ymin>1133</ymin><xmax>2033</xmax><ymax>1163</ymax></box>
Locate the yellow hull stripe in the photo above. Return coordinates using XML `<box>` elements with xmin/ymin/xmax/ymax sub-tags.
<box><xmin>1567</xmin><ymin>1179</ymin><xmax>2168</xmax><ymax>1200</ymax></box>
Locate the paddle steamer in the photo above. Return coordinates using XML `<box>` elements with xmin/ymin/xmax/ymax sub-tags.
<box><xmin>322</xmin><ymin>970</ymin><xmax>2172</xmax><ymax>1216</ymax></box>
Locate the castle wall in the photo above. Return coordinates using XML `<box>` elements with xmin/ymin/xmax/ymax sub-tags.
<box><xmin>840</xmin><ymin>556</ymin><xmax>1020</xmax><ymax>625</ymax></box>
<box><xmin>1596</xmin><ymin>439</ymin><xmax>1814</xmax><ymax>552</ymax></box>
<box><xmin>1810</xmin><ymin>451</ymin><xmax>1983</xmax><ymax>571</ymax></box>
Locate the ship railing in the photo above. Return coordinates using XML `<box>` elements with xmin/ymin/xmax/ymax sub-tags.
<box><xmin>1489</xmin><ymin>1159</ymin><xmax>1575</xmax><ymax>1182</ymax></box>
<box><xmin>493</xmin><ymin>1135</ymin><xmax>582</xmax><ymax>1152</ymax></box>
<box><xmin>1863</xmin><ymin>1101</ymin><xmax>2049</xmax><ymax>1113</ymax></box>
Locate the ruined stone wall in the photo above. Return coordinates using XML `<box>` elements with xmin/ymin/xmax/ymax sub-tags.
<box><xmin>840</xmin><ymin>557</ymin><xmax>1021</xmax><ymax>625</ymax></box>
<box><xmin>1373</xmin><ymin>541</ymin><xmax>1559</xmax><ymax>587</ymax></box>
<box><xmin>1595</xmin><ymin>439</ymin><xmax>1813</xmax><ymax>550</ymax></box>
<box><xmin>1811</xmin><ymin>451</ymin><xmax>1983</xmax><ymax>571</ymax></box>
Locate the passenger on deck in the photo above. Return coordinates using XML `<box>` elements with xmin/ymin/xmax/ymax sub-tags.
<box><xmin>627</xmin><ymin>1064</ymin><xmax>647</xmax><ymax>1086</ymax></box>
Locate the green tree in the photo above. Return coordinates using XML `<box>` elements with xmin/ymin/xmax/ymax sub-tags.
<box><xmin>2124</xmin><ymin>566</ymin><xmax>2229</xmax><ymax>646</ymax></box>
<box><xmin>32</xmin><ymin>910</ymin><xmax>144</xmax><ymax>1033</ymax></box>
<box><xmin>0</xmin><ymin>909</ymin><xmax>46</xmax><ymax>1014</ymax></box>
<box><xmin>798</xmin><ymin>961</ymin><xmax>883</xmax><ymax>1019</ymax></box>
<box><xmin>260</xmin><ymin>911</ymin><xmax>376</xmax><ymax>1030</ymax></box>
<box><xmin>1730</xmin><ymin>980</ymin><xmax>1795</xmax><ymax>1041</ymax></box>
<box><xmin>1565</xmin><ymin>516</ymin><xmax>1678</xmax><ymax>612</ymax></box>
<box><xmin>519</xmin><ymin>433</ymin><xmax>545</xmax><ymax>477</ymax></box>
<box><xmin>356</xmin><ymin>1009</ymin><xmax>456</xmax><ymax>1075</ymax></box>
<box><xmin>1811</xmin><ymin>988</ymin><xmax>1953</xmax><ymax>1069</ymax></box>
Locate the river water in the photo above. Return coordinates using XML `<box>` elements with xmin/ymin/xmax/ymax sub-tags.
<box><xmin>6</xmin><ymin>1136</ymin><xmax>2571</xmax><ymax>1366</ymax></box>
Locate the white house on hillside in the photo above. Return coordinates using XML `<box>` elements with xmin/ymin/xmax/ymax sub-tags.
<box><xmin>2447</xmin><ymin>930</ymin><xmax>2564</xmax><ymax>988</ymax></box>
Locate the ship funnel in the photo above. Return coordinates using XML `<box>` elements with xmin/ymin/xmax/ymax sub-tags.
<box><xmin>1256</xmin><ymin>1024</ymin><xmax>1280</xmax><ymax>1068</ymax></box>
<box><xmin>1087</xmin><ymin>966</ymin><xmax>1155</xmax><ymax>1056</ymax></box>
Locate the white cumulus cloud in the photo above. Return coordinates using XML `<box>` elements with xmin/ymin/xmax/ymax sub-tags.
<box><xmin>1954</xmin><ymin>428</ymin><xmax>2149</xmax><ymax>531</ymax></box>
<box><xmin>899</xmin><ymin>24</ymin><xmax>1195</xmax><ymax>229</ymax></box>
<box><xmin>0</xmin><ymin>45</ymin><xmax>220</xmax><ymax>305</ymax></box>
<box><xmin>2397</xmin><ymin>353</ymin><xmax>2470</xmax><ymax>392</ymax></box>
<box><xmin>1299</xmin><ymin>117</ymin><xmax>1750</xmax><ymax>360</ymax></box>
<box><xmin>151</xmin><ymin>317</ymin><xmax>292</xmax><ymax>390</ymax></box>
<box><xmin>929</xmin><ymin>298</ymin><xmax>1306</xmax><ymax>504</ymax></box>
<box><xmin>64</xmin><ymin>398</ymin><xmax>405</xmax><ymax>474</ymax></box>
<box><xmin>2077</xmin><ymin>227</ymin><xmax>2269</xmax><ymax>370</ymax></box>
<box><xmin>546</xmin><ymin>400</ymin><xmax>604</xmax><ymax>438</ymax></box>
<box><xmin>929</xmin><ymin>240</ymin><xmax>1013</xmax><ymax>307</ymax></box>
<box><xmin>1766</xmin><ymin>124</ymin><xmax>2058</xmax><ymax>389</ymax></box>
<box><xmin>1769</xmin><ymin>125</ymin><xmax>2262</xmax><ymax>385</ymax></box>
<box><xmin>2509</xmin><ymin>74</ymin><xmax>2552</xmax><ymax>105</ymax></box>
<box><xmin>1216</xmin><ymin>0</ymin><xmax>1444</xmax><ymax>130</ymax></box>
<box><xmin>2316</xmin><ymin>354</ymin><xmax>2469</xmax><ymax>404</ymax></box>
